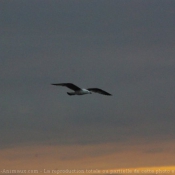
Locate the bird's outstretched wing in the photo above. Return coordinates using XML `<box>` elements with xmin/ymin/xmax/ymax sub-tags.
<box><xmin>88</xmin><ymin>88</ymin><xmax>112</xmax><ymax>96</ymax></box>
<box><xmin>51</xmin><ymin>83</ymin><xmax>81</xmax><ymax>91</ymax></box>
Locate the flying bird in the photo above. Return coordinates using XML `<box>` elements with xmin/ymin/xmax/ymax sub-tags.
<box><xmin>51</xmin><ymin>83</ymin><xmax>112</xmax><ymax>96</ymax></box>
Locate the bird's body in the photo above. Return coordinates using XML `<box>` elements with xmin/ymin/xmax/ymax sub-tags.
<box><xmin>51</xmin><ymin>83</ymin><xmax>112</xmax><ymax>96</ymax></box>
<box><xmin>67</xmin><ymin>88</ymin><xmax>91</xmax><ymax>95</ymax></box>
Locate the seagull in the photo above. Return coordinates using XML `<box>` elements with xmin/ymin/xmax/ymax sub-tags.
<box><xmin>51</xmin><ymin>83</ymin><xmax>112</xmax><ymax>96</ymax></box>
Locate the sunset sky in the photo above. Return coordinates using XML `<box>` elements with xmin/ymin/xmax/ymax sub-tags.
<box><xmin>1</xmin><ymin>0</ymin><xmax>175</xmax><ymax>175</ymax></box>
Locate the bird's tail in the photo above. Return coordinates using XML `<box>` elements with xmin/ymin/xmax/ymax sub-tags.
<box><xmin>67</xmin><ymin>92</ymin><xmax>75</xmax><ymax>96</ymax></box>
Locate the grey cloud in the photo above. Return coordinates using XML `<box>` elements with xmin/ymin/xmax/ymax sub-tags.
<box><xmin>1</xmin><ymin>0</ymin><xmax>175</xmax><ymax>148</ymax></box>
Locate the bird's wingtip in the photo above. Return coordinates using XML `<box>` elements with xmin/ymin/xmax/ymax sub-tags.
<box><xmin>106</xmin><ymin>93</ymin><xmax>112</xmax><ymax>96</ymax></box>
<box><xmin>51</xmin><ymin>83</ymin><xmax>58</xmax><ymax>85</ymax></box>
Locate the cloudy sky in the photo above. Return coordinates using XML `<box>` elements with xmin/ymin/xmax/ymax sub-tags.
<box><xmin>1</xmin><ymin>0</ymin><xmax>175</xmax><ymax>174</ymax></box>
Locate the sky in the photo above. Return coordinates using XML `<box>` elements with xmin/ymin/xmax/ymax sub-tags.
<box><xmin>1</xmin><ymin>0</ymin><xmax>175</xmax><ymax>174</ymax></box>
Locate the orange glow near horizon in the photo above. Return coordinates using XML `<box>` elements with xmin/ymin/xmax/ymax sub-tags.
<box><xmin>0</xmin><ymin>140</ymin><xmax>175</xmax><ymax>175</ymax></box>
